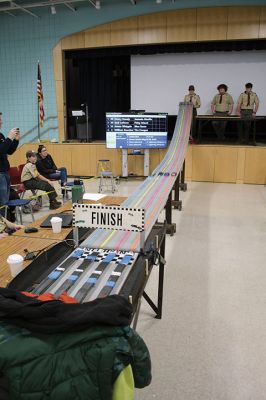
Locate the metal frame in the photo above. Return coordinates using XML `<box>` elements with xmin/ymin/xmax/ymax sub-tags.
<box><xmin>0</xmin><ymin>0</ymin><xmax>179</xmax><ymax>16</ymax></box>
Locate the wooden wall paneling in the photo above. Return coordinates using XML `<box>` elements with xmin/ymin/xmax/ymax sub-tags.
<box><xmin>149</xmin><ymin>149</ymin><xmax>161</xmax><ymax>172</ymax></box>
<box><xmin>9</xmin><ymin>144</ymin><xmax>30</xmax><ymax>167</ymax></box>
<box><xmin>55</xmin><ymin>81</ymin><xmax>64</xmax><ymax>113</ymax></box>
<box><xmin>53</xmin><ymin>42</ymin><xmax>64</xmax><ymax>81</ymax></box>
<box><xmin>184</xmin><ymin>145</ymin><xmax>192</xmax><ymax>181</ymax></box>
<box><xmin>134</xmin><ymin>154</ymin><xmax>144</xmax><ymax>177</ymax></box>
<box><xmin>9</xmin><ymin>144</ymin><xmax>266</xmax><ymax>184</ymax></box>
<box><xmin>57</xmin><ymin>111</ymin><xmax>65</xmax><ymax>143</ymax></box>
<box><xmin>227</xmin><ymin>6</ymin><xmax>260</xmax><ymax>39</ymax></box>
<box><xmin>61</xmin><ymin>32</ymin><xmax>85</xmax><ymax>50</ymax></box>
<box><xmin>47</xmin><ymin>144</ymin><xmax>73</xmax><ymax>176</ymax></box>
<box><xmin>127</xmin><ymin>153</ymin><xmax>136</xmax><ymax>176</ymax></box>
<box><xmin>244</xmin><ymin>148</ymin><xmax>266</xmax><ymax>184</ymax></box>
<box><xmin>259</xmin><ymin>6</ymin><xmax>266</xmax><ymax>38</ymax></box>
<box><xmin>192</xmin><ymin>146</ymin><xmax>215</xmax><ymax>182</ymax></box>
<box><xmin>213</xmin><ymin>147</ymin><xmax>238</xmax><ymax>183</ymax></box>
<box><xmin>84</xmin><ymin>24</ymin><xmax>111</xmax><ymax>48</ymax></box>
<box><xmin>197</xmin><ymin>7</ymin><xmax>228</xmax><ymax>41</ymax></box>
<box><xmin>166</xmin><ymin>9</ymin><xmax>197</xmax><ymax>43</ymax></box>
<box><xmin>95</xmin><ymin>146</ymin><xmax>121</xmax><ymax>176</ymax></box>
<box><xmin>236</xmin><ymin>147</ymin><xmax>246</xmax><ymax>184</ymax></box>
<box><xmin>111</xmin><ymin>17</ymin><xmax>138</xmax><ymax>46</ymax></box>
<box><xmin>53</xmin><ymin>43</ymin><xmax>65</xmax><ymax>142</ymax></box>
<box><xmin>138</xmin><ymin>13</ymin><xmax>167</xmax><ymax>44</ymax></box>
<box><xmin>71</xmin><ymin>144</ymin><xmax>98</xmax><ymax>176</ymax></box>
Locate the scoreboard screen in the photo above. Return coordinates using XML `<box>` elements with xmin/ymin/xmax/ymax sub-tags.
<box><xmin>106</xmin><ymin>112</ymin><xmax>168</xmax><ymax>149</ymax></box>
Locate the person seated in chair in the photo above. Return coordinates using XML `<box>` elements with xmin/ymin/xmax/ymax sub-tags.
<box><xmin>21</xmin><ymin>151</ymin><xmax>61</xmax><ymax>210</ymax></box>
<box><xmin>0</xmin><ymin>215</ymin><xmax>23</xmax><ymax>239</ymax></box>
<box><xmin>36</xmin><ymin>145</ymin><xmax>68</xmax><ymax>186</ymax></box>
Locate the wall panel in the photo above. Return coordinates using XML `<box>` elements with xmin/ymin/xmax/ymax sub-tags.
<box><xmin>166</xmin><ymin>9</ymin><xmax>197</xmax><ymax>43</ymax></box>
<box><xmin>53</xmin><ymin>42</ymin><xmax>64</xmax><ymax>82</ymax></box>
<box><xmin>192</xmin><ymin>146</ymin><xmax>215</xmax><ymax>182</ymax></box>
<box><xmin>244</xmin><ymin>148</ymin><xmax>266</xmax><ymax>184</ymax></box>
<box><xmin>236</xmin><ymin>147</ymin><xmax>246</xmax><ymax>184</ymax></box>
<box><xmin>197</xmin><ymin>7</ymin><xmax>228</xmax><ymax>41</ymax></box>
<box><xmin>111</xmin><ymin>17</ymin><xmax>138</xmax><ymax>46</ymax></box>
<box><xmin>61</xmin><ymin>32</ymin><xmax>85</xmax><ymax>50</ymax></box>
<box><xmin>9</xmin><ymin>143</ymin><xmax>266</xmax><ymax>185</ymax></box>
<box><xmin>55</xmin><ymin>81</ymin><xmax>64</xmax><ymax>113</ymax></box>
<box><xmin>138</xmin><ymin>13</ymin><xmax>167</xmax><ymax>44</ymax></box>
<box><xmin>214</xmin><ymin>147</ymin><xmax>238</xmax><ymax>183</ymax></box>
<box><xmin>227</xmin><ymin>6</ymin><xmax>260</xmax><ymax>39</ymax></box>
<box><xmin>150</xmin><ymin>149</ymin><xmax>161</xmax><ymax>172</ymax></box>
<box><xmin>57</xmin><ymin>111</ymin><xmax>65</xmax><ymax>144</ymax></box>
<box><xmin>84</xmin><ymin>24</ymin><xmax>111</xmax><ymax>48</ymax></box>
<box><xmin>259</xmin><ymin>6</ymin><xmax>266</xmax><ymax>38</ymax></box>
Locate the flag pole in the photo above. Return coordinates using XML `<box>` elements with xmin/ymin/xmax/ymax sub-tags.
<box><xmin>37</xmin><ymin>97</ymin><xmax>40</xmax><ymax>141</ymax></box>
<box><xmin>37</xmin><ymin>60</ymin><xmax>45</xmax><ymax>141</ymax></box>
<box><xmin>37</xmin><ymin>60</ymin><xmax>40</xmax><ymax>141</ymax></box>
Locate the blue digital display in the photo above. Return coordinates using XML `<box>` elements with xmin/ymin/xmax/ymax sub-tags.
<box><xmin>106</xmin><ymin>112</ymin><xmax>168</xmax><ymax>149</ymax></box>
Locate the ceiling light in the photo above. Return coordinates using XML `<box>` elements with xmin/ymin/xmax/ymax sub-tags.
<box><xmin>95</xmin><ymin>0</ymin><xmax>100</xmax><ymax>9</ymax></box>
<box><xmin>156</xmin><ymin>0</ymin><xmax>162</xmax><ymax>3</ymax></box>
<box><xmin>50</xmin><ymin>5</ymin><xmax>56</xmax><ymax>14</ymax></box>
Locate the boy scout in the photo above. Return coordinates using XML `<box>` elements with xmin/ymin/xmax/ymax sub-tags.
<box><xmin>184</xmin><ymin>85</ymin><xmax>201</xmax><ymax>141</ymax></box>
<box><xmin>211</xmin><ymin>84</ymin><xmax>234</xmax><ymax>140</ymax></box>
<box><xmin>237</xmin><ymin>83</ymin><xmax>259</xmax><ymax>144</ymax></box>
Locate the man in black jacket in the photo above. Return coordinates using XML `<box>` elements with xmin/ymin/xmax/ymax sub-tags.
<box><xmin>0</xmin><ymin>112</ymin><xmax>20</xmax><ymax>216</ymax></box>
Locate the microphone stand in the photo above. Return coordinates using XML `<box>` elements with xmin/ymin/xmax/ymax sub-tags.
<box><xmin>81</xmin><ymin>103</ymin><xmax>90</xmax><ymax>143</ymax></box>
<box><xmin>85</xmin><ymin>103</ymin><xmax>89</xmax><ymax>143</ymax></box>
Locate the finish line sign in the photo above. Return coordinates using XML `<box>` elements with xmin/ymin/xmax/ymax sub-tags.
<box><xmin>73</xmin><ymin>204</ymin><xmax>145</xmax><ymax>232</ymax></box>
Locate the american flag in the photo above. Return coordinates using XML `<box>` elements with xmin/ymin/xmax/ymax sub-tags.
<box><xmin>37</xmin><ymin>62</ymin><xmax>45</xmax><ymax>127</ymax></box>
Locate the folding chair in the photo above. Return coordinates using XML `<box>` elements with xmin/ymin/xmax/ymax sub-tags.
<box><xmin>5</xmin><ymin>199</ymin><xmax>34</xmax><ymax>225</ymax></box>
<box><xmin>97</xmin><ymin>160</ymin><xmax>116</xmax><ymax>193</ymax></box>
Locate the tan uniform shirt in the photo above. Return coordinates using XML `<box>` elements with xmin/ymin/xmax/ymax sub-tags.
<box><xmin>184</xmin><ymin>94</ymin><xmax>201</xmax><ymax>108</ymax></box>
<box><xmin>21</xmin><ymin>162</ymin><xmax>39</xmax><ymax>182</ymax></box>
<box><xmin>211</xmin><ymin>93</ymin><xmax>234</xmax><ymax>112</ymax></box>
<box><xmin>0</xmin><ymin>216</ymin><xmax>6</xmax><ymax>233</ymax></box>
<box><xmin>237</xmin><ymin>91</ymin><xmax>259</xmax><ymax>110</ymax></box>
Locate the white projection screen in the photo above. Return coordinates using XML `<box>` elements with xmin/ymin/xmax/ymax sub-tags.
<box><xmin>131</xmin><ymin>51</ymin><xmax>266</xmax><ymax>116</ymax></box>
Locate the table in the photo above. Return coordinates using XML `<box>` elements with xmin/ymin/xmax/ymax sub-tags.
<box><xmin>0</xmin><ymin>196</ymin><xmax>126</xmax><ymax>287</ymax></box>
<box><xmin>196</xmin><ymin>115</ymin><xmax>266</xmax><ymax>144</ymax></box>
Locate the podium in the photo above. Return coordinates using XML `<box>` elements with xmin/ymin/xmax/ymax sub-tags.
<box><xmin>71</xmin><ymin>109</ymin><xmax>92</xmax><ymax>142</ymax></box>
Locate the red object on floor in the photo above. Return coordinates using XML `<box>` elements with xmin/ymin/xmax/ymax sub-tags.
<box><xmin>59</xmin><ymin>292</ymin><xmax>78</xmax><ymax>304</ymax></box>
<box><xmin>21</xmin><ymin>291</ymin><xmax>78</xmax><ymax>303</ymax></box>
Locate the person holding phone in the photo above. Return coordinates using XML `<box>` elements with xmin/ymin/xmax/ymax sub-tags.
<box><xmin>0</xmin><ymin>112</ymin><xmax>20</xmax><ymax>216</ymax></box>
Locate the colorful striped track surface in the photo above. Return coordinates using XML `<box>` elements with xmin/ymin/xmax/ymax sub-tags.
<box><xmin>33</xmin><ymin>103</ymin><xmax>192</xmax><ymax>301</ymax></box>
<box><xmin>82</xmin><ymin>102</ymin><xmax>192</xmax><ymax>252</ymax></box>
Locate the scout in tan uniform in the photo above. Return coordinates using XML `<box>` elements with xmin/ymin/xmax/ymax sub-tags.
<box><xmin>21</xmin><ymin>150</ymin><xmax>61</xmax><ymax>210</ymax></box>
<box><xmin>237</xmin><ymin>82</ymin><xmax>259</xmax><ymax>144</ymax></box>
<box><xmin>211</xmin><ymin>84</ymin><xmax>234</xmax><ymax>140</ymax></box>
<box><xmin>184</xmin><ymin>85</ymin><xmax>201</xmax><ymax>141</ymax></box>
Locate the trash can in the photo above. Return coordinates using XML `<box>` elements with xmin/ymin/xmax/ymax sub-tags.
<box><xmin>72</xmin><ymin>185</ymin><xmax>83</xmax><ymax>203</ymax></box>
